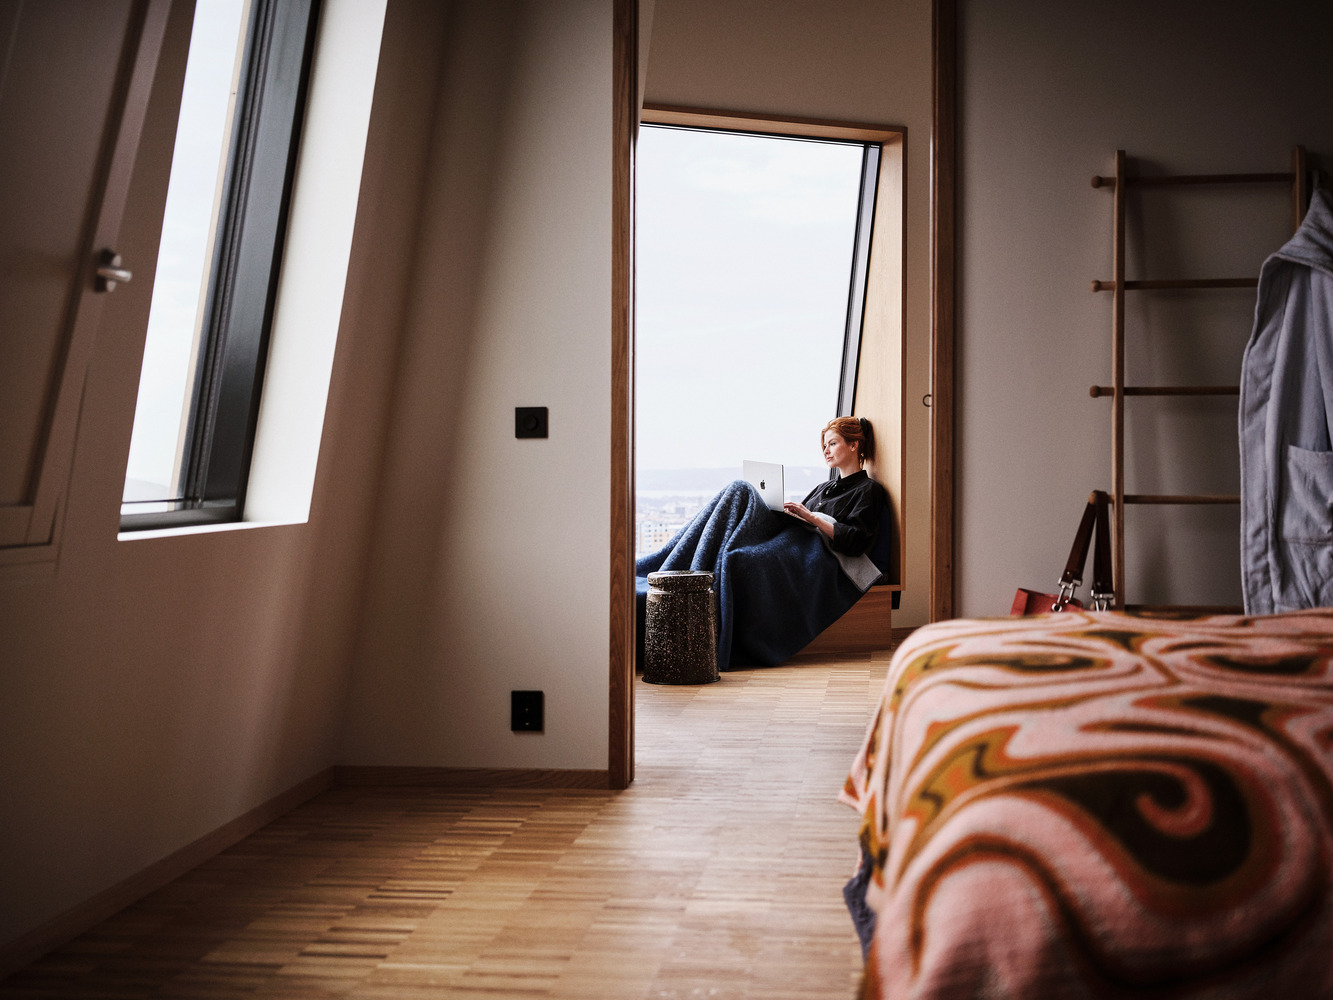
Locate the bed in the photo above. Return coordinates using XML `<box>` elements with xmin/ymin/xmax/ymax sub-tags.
<box><xmin>841</xmin><ymin>609</ymin><xmax>1333</xmax><ymax>998</ymax></box>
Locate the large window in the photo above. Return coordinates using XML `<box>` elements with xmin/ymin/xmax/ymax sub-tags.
<box><xmin>121</xmin><ymin>0</ymin><xmax>318</xmax><ymax>529</ymax></box>
<box><xmin>635</xmin><ymin>121</ymin><xmax>883</xmax><ymax>556</ymax></box>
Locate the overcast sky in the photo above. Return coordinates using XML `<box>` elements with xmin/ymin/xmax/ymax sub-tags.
<box><xmin>123</xmin><ymin>0</ymin><xmax>245</xmax><ymax>501</ymax></box>
<box><xmin>635</xmin><ymin>124</ymin><xmax>865</xmax><ymax>477</ymax></box>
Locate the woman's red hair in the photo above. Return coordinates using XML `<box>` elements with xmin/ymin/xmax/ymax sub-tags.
<box><xmin>821</xmin><ymin>416</ymin><xmax>875</xmax><ymax>465</ymax></box>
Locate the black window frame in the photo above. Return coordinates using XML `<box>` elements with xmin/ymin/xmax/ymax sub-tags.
<box><xmin>836</xmin><ymin>143</ymin><xmax>881</xmax><ymax>418</ymax></box>
<box><xmin>120</xmin><ymin>0</ymin><xmax>320</xmax><ymax>531</ymax></box>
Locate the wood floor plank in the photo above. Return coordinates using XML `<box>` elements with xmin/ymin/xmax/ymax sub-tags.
<box><xmin>0</xmin><ymin>658</ymin><xmax>893</xmax><ymax>998</ymax></box>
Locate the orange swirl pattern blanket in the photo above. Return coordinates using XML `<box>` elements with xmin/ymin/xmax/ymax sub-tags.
<box><xmin>842</xmin><ymin>609</ymin><xmax>1333</xmax><ymax>998</ymax></box>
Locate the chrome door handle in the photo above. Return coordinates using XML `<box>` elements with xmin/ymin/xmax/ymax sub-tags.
<box><xmin>95</xmin><ymin>249</ymin><xmax>133</xmax><ymax>292</ymax></box>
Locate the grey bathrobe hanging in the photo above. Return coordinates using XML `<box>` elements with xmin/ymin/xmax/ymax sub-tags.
<box><xmin>1240</xmin><ymin>186</ymin><xmax>1333</xmax><ymax>614</ymax></box>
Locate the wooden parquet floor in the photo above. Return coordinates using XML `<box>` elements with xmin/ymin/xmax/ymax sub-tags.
<box><xmin>1</xmin><ymin>656</ymin><xmax>893</xmax><ymax>999</ymax></box>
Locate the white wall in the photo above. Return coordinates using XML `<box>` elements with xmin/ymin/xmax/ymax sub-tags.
<box><xmin>244</xmin><ymin>0</ymin><xmax>386</xmax><ymax>524</ymax></box>
<box><xmin>642</xmin><ymin>0</ymin><xmax>934</xmax><ymax>626</ymax></box>
<box><xmin>956</xmin><ymin>0</ymin><xmax>1333</xmax><ymax>615</ymax></box>
<box><xmin>32</xmin><ymin>0</ymin><xmax>1314</xmax><ymax>958</ymax></box>
<box><xmin>340</xmin><ymin>0</ymin><xmax>614</xmax><ymax>770</ymax></box>
<box><xmin>0</xmin><ymin>0</ymin><xmax>430</xmax><ymax>952</ymax></box>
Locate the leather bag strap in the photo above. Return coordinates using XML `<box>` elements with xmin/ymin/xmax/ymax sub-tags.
<box><xmin>1090</xmin><ymin>490</ymin><xmax>1113</xmax><ymax>609</ymax></box>
<box><xmin>1059</xmin><ymin>494</ymin><xmax>1099</xmax><ymax>588</ymax></box>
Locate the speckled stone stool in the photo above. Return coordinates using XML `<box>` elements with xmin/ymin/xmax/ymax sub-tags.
<box><xmin>643</xmin><ymin>570</ymin><xmax>719</xmax><ymax>685</ymax></box>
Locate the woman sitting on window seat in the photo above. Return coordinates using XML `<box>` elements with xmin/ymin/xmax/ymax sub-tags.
<box><xmin>635</xmin><ymin>416</ymin><xmax>892</xmax><ymax>671</ymax></box>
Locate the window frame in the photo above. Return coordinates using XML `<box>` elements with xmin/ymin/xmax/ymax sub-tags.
<box><xmin>636</xmin><ymin>105</ymin><xmax>906</xmax><ymax>588</ymax></box>
<box><xmin>838</xmin><ymin>142</ymin><xmax>881</xmax><ymax>417</ymax></box>
<box><xmin>119</xmin><ymin>0</ymin><xmax>320</xmax><ymax>532</ymax></box>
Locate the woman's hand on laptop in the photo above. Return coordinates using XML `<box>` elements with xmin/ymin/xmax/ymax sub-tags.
<box><xmin>783</xmin><ymin>501</ymin><xmax>812</xmax><ymax>522</ymax></box>
<box><xmin>783</xmin><ymin>502</ymin><xmax>835</xmax><ymax>540</ymax></box>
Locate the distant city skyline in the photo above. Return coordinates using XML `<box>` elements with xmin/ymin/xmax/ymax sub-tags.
<box><xmin>633</xmin><ymin>465</ymin><xmax>833</xmax><ymax>557</ymax></box>
<box><xmin>635</xmin><ymin>124</ymin><xmax>865</xmax><ymax>477</ymax></box>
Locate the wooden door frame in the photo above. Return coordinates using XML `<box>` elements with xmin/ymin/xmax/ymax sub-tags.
<box><xmin>608</xmin><ymin>0</ymin><xmax>958</xmax><ymax>787</ymax></box>
<box><xmin>931</xmin><ymin>0</ymin><xmax>957</xmax><ymax>621</ymax></box>
<box><xmin>609</xmin><ymin>0</ymin><xmax>637</xmax><ymax>790</ymax></box>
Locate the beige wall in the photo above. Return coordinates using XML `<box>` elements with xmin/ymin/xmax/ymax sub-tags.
<box><xmin>642</xmin><ymin>0</ymin><xmax>934</xmax><ymax>626</ymax></box>
<box><xmin>340</xmin><ymin>0</ymin><xmax>614</xmax><ymax>769</ymax></box>
<box><xmin>956</xmin><ymin>0</ymin><xmax>1333</xmax><ymax>614</ymax></box>
<box><xmin>0</xmin><ymin>0</ymin><xmax>431</xmax><ymax>951</ymax></box>
<box><xmin>35</xmin><ymin>0</ymin><xmax>1319</xmax><ymax>958</ymax></box>
<box><xmin>4</xmin><ymin>0</ymin><xmax>952</xmax><ymax>957</ymax></box>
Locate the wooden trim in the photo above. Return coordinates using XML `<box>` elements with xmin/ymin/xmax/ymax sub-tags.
<box><xmin>794</xmin><ymin>585</ymin><xmax>896</xmax><ymax>656</ymax></box>
<box><xmin>642</xmin><ymin>103</ymin><xmax>903</xmax><ymax>144</ymax></box>
<box><xmin>1090</xmin><ymin>385</ymin><xmax>1238</xmax><ymax>397</ymax></box>
<box><xmin>788</xmin><ymin>617</ymin><xmax>919</xmax><ymax>662</ymax></box>
<box><xmin>1092</xmin><ymin>171</ymin><xmax>1296</xmax><ymax>189</ymax></box>
<box><xmin>0</xmin><ymin>767</ymin><xmax>333</xmax><ymax>979</ymax></box>
<box><xmin>852</xmin><ymin>131</ymin><xmax>907</xmax><ymax>590</ymax></box>
<box><xmin>334</xmin><ymin>767</ymin><xmax>611</xmax><ymax>790</ymax></box>
<box><xmin>1111</xmin><ymin>149</ymin><xmax>1127</xmax><ymax>608</ymax></box>
<box><xmin>891</xmin><ymin>625</ymin><xmax>920</xmax><ymax>647</ymax></box>
<box><xmin>929</xmin><ymin>0</ymin><xmax>957</xmax><ymax>622</ymax></box>
<box><xmin>1092</xmin><ymin>277</ymin><xmax>1257</xmax><ymax>291</ymax></box>
<box><xmin>609</xmin><ymin>0</ymin><xmax>636</xmax><ymax>791</ymax></box>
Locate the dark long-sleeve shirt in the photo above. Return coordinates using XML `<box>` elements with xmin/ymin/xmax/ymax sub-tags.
<box><xmin>801</xmin><ymin>469</ymin><xmax>885</xmax><ymax>556</ymax></box>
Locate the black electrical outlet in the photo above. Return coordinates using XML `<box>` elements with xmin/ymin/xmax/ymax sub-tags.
<box><xmin>511</xmin><ymin>690</ymin><xmax>544</xmax><ymax>732</ymax></box>
<box><xmin>514</xmin><ymin>406</ymin><xmax>548</xmax><ymax>439</ymax></box>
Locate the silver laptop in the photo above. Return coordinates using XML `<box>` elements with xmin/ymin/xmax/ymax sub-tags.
<box><xmin>742</xmin><ymin>460</ymin><xmax>785</xmax><ymax>511</ymax></box>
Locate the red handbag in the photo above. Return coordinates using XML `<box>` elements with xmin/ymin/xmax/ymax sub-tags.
<box><xmin>1011</xmin><ymin>491</ymin><xmax>1112</xmax><ymax>615</ymax></box>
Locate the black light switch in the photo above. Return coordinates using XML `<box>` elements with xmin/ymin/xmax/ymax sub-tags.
<box><xmin>511</xmin><ymin>690</ymin><xmax>544</xmax><ymax>732</ymax></box>
<box><xmin>515</xmin><ymin>406</ymin><xmax>548</xmax><ymax>439</ymax></box>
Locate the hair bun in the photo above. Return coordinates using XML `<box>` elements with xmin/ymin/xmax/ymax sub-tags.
<box><xmin>858</xmin><ymin>417</ymin><xmax>876</xmax><ymax>463</ymax></box>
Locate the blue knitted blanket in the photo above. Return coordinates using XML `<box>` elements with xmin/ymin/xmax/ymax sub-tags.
<box><xmin>636</xmin><ymin>481</ymin><xmax>863</xmax><ymax>671</ymax></box>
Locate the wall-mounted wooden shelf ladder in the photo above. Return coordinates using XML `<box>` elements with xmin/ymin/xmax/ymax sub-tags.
<box><xmin>1091</xmin><ymin>147</ymin><xmax>1310</xmax><ymax>612</ymax></box>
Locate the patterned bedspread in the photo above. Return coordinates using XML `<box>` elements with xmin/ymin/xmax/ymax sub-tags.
<box><xmin>841</xmin><ymin>610</ymin><xmax>1333</xmax><ymax>998</ymax></box>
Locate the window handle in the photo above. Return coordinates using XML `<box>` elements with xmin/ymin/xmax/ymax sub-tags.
<box><xmin>95</xmin><ymin>249</ymin><xmax>133</xmax><ymax>292</ymax></box>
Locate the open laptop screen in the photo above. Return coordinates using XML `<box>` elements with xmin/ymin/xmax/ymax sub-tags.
<box><xmin>742</xmin><ymin>460</ymin><xmax>785</xmax><ymax>511</ymax></box>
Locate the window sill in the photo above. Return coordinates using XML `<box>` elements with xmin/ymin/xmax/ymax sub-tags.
<box><xmin>117</xmin><ymin>518</ymin><xmax>303</xmax><ymax>542</ymax></box>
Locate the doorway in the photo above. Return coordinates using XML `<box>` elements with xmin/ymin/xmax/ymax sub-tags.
<box><xmin>609</xmin><ymin>101</ymin><xmax>907</xmax><ymax>788</ymax></box>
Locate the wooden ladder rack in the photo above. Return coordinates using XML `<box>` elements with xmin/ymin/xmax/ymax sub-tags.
<box><xmin>1092</xmin><ymin>147</ymin><xmax>1309</xmax><ymax>612</ymax></box>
